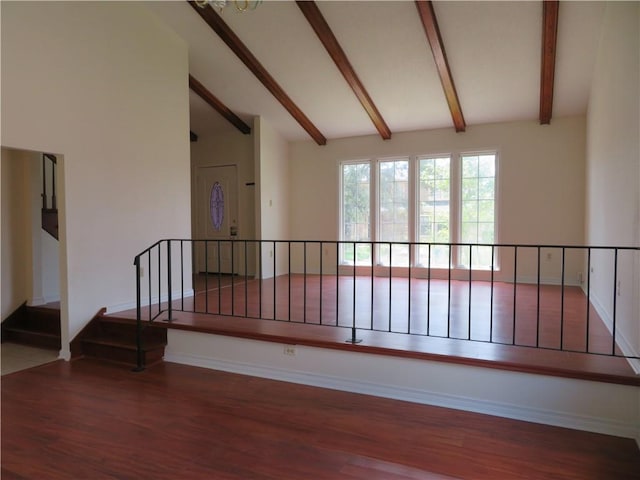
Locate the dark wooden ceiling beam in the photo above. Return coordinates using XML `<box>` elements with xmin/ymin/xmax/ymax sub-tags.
<box><xmin>188</xmin><ymin>1</ymin><xmax>327</xmax><ymax>145</ymax></box>
<box><xmin>296</xmin><ymin>1</ymin><xmax>391</xmax><ymax>140</ymax></box>
<box><xmin>415</xmin><ymin>1</ymin><xmax>466</xmax><ymax>133</ymax></box>
<box><xmin>539</xmin><ymin>0</ymin><xmax>559</xmax><ymax>125</ymax></box>
<box><xmin>189</xmin><ymin>74</ymin><xmax>251</xmax><ymax>135</ymax></box>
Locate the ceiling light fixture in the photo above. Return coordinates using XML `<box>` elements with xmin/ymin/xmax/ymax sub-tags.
<box><xmin>195</xmin><ymin>0</ymin><xmax>262</xmax><ymax>13</ymax></box>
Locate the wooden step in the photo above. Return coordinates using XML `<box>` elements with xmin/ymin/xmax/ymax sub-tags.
<box><xmin>81</xmin><ymin>335</ymin><xmax>166</xmax><ymax>367</ymax></box>
<box><xmin>2</xmin><ymin>327</ymin><xmax>61</xmax><ymax>350</ymax></box>
<box><xmin>72</xmin><ymin>313</ymin><xmax>167</xmax><ymax>368</ymax></box>
<box><xmin>42</xmin><ymin>208</ymin><xmax>59</xmax><ymax>240</ymax></box>
<box><xmin>23</xmin><ymin>306</ymin><xmax>61</xmax><ymax>335</ymax></box>
<box><xmin>2</xmin><ymin>304</ymin><xmax>61</xmax><ymax>350</ymax></box>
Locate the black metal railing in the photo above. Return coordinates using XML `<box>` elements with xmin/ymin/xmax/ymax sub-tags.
<box><xmin>42</xmin><ymin>153</ymin><xmax>57</xmax><ymax>211</ymax></box>
<box><xmin>133</xmin><ymin>240</ymin><xmax>639</xmax><ymax>370</ymax></box>
<box><xmin>41</xmin><ymin>153</ymin><xmax>59</xmax><ymax>240</ymax></box>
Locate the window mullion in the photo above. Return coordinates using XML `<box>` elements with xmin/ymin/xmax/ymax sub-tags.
<box><xmin>408</xmin><ymin>157</ymin><xmax>417</xmax><ymax>266</ymax></box>
<box><xmin>372</xmin><ymin>159</ymin><xmax>378</xmax><ymax>266</ymax></box>
<box><xmin>450</xmin><ymin>154</ymin><xmax>461</xmax><ymax>268</ymax></box>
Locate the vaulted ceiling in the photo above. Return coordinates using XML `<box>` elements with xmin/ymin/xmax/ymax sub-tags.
<box><xmin>146</xmin><ymin>1</ymin><xmax>605</xmax><ymax>143</ymax></box>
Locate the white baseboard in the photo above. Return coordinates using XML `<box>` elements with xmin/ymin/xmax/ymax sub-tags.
<box><xmin>28</xmin><ymin>297</ymin><xmax>47</xmax><ymax>306</ymax></box>
<box><xmin>164</xmin><ymin>338</ymin><xmax>640</xmax><ymax>443</ymax></box>
<box><xmin>28</xmin><ymin>295</ymin><xmax>60</xmax><ymax>306</ymax></box>
<box><xmin>106</xmin><ymin>289</ymin><xmax>194</xmax><ymax>314</ymax></box>
<box><xmin>590</xmin><ymin>293</ymin><xmax>640</xmax><ymax>374</ymax></box>
<box><xmin>516</xmin><ymin>275</ymin><xmax>581</xmax><ymax>287</ymax></box>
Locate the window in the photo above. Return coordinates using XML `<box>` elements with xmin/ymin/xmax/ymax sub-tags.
<box><xmin>378</xmin><ymin>158</ymin><xmax>409</xmax><ymax>266</ymax></box>
<box><xmin>341</xmin><ymin>162</ymin><xmax>371</xmax><ymax>265</ymax></box>
<box><xmin>459</xmin><ymin>154</ymin><xmax>496</xmax><ymax>269</ymax></box>
<box><xmin>418</xmin><ymin>156</ymin><xmax>450</xmax><ymax>267</ymax></box>
<box><xmin>340</xmin><ymin>152</ymin><xmax>497</xmax><ymax>270</ymax></box>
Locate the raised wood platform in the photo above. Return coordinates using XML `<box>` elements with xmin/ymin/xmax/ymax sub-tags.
<box><xmin>110</xmin><ymin>274</ymin><xmax>639</xmax><ymax>386</ymax></box>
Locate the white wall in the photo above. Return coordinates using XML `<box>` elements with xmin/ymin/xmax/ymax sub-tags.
<box><xmin>165</xmin><ymin>330</ymin><xmax>640</xmax><ymax>442</ymax></box>
<box><xmin>1</xmin><ymin>2</ymin><xmax>191</xmax><ymax>356</ymax></box>
<box><xmin>289</xmin><ymin>117</ymin><xmax>587</xmax><ymax>283</ymax></box>
<box><xmin>585</xmin><ymin>2</ymin><xmax>640</xmax><ymax>362</ymax></box>
<box><xmin>254</xmin><ymin>117</ymin><xmax>290</xmax><ymax>278</ymax></box>
<box><xmin>1</xmin><ymin>148</ymin><xmax>32</xmax><ymax>319</ymax></box>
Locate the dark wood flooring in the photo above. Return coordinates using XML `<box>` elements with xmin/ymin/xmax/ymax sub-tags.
<box><xmin>116</xmin><ymin>274</ymin><xmax>638</xmax><ymax>385</ymax></box>
<box><xmin>2</xmin><ymin>358</ymin><xmax>639</xmax><ymax>480</ymax></box>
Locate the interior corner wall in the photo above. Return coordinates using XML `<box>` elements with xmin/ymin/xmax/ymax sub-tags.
<box><xmin>1</xmin><ymin>148</ymin><xmax>32</xmax><ymax>320</ymax></box>
<box><xmin>254</xmin><ymin>116</ymin><xmax>290</xmax><ymax>278</ymax></box>
<box><xmin>289</xmin><ymin>117</ymin><xmax>586</xmax><ymax>283</ymax></box>
<box><xmin>1</xmin><ymin>2</ymin><xmax>191</xmax><ymax>354</ymax></box>
<box><xmin>585</xmin><ymin>2</ymin><xmax>640</xmax><ymax>359</ymax></box>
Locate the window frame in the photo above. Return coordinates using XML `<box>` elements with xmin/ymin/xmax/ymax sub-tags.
<box><xmin>338</xmin><ymin>150</ymin><xmax>499</xmax><ymax>272</ymax></box>
<box><xmin>338</xmin><ymin>159</ymin><xmax>373</xmax><ymax>267</ymax></box>
<box><xmin>455</xmin><ymin>150</ymin><xmax>500</xmax><ymax>270</ymax></box>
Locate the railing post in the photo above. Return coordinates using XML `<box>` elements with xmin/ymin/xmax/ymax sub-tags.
<box><xmin>512</xmin><ymin>246</ymin><xmax>518</xmax><ymax>345</ymax></box>
<box><xmin>165</xmin><ymin>241</ymin><xmax>173</xmax><ymax>322</ymax></box>
<box><xmin>345</xmin><ymin>240</ymin><xmax>362</xmax><ymax>344</ymax></box>
<box><xmin>468</xmin><ymin>244</ymin><xmax>472</xmax><ymax>340</ymax></box>
<box><xmin>232</xmin><ymin>240</ymin><xmax>236</xmax><ymax>317</ymax></box>
<box><xmin>586</xmin><ymin>248</ymin><xmax>591</xmax><ymax>353</ymax></box>
<box><xmin>133</xmin><ymin>256</ymin><xmax>145</xmax><ymax>372</ymax></box>
<box><xmin>612</xmin><ymin>248</ymin><xmax>618</xmax><ymax>356</ymax></box>
<box><xmin>560</xmin><ymin>247</ymin><xmax>566</xmax><ymax>350</ymax></box>
<box><xmin>536</xmin><ymin>246</ymin><xmax>541</xmax><ymax>348</ymax></box>
<box><xmin>273</xmin><ymin>241</ymin><xmax>277</xmax><ymax>320</ymax></box>
<box><xmin>42</xmin><ymin>156</ymin><xmax>47</xmax><ymax>209</ymax></box>
<box><xmin>51</xmin><ymin>159</ymin><xmax>57</xmax><ymax>210</ymax></box>
<box><xmin>319</xmin><ymin>241</ymin><xmax>324</xmax><ymax>325</ymax></box>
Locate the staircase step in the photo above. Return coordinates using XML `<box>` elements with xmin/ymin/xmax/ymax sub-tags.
<box><xmin>81</xmin><ymin>335</ymin><xmax>165</xmax><ymax>367</ymax></box>
<box><xmin>42</xmin><ymin>209</ymin><xmax>59</xmax><ymax>240</ymax></box>
<box><xmin>24</xmin><ymin>307</ymin><xmax>61</xmax><ymax>335</ymax></box>
<box><xmin>73</xmin><ymin>314</ymin><xmax>168</xmax><ymax>368</ymax></box>
<box><xmin>3</xmin><ymin>327</ymin><xmax>61</xmax><ymax>350</ymax></box>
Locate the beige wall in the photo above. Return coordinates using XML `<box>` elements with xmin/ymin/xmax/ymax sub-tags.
<box><xmin>1</xmin><ymin>1</ymin><xmax>191</xmax><ymax>355</ymax></box>
<box><xmin>289</xmin><ymin>116</ymin><xmax>586</xmax><ymax>283</ymax></box>
<box><xmin>1</xmin><ymin>149</ymin><xmax>32</xmax><ymax>319</ymax></box>
<box><xmin>254</xmin><ymin>117</ymin><xmax>290</xmax><ymax>278</ymax></box>
<box><xmin>586</xmin><ymin>2</ymin><xmax>640</xmax><ymax>362</ymax></box>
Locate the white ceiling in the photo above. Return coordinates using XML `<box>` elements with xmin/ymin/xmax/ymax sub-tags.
<box><xmin>146</xmin><ymin>1</ymin><xmax>605</xmax><ymax>142</ymax></box>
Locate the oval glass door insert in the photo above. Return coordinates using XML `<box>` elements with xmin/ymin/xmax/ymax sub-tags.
<box><xmin>210</xmin><ymin>182</ymin><xmax>224</xmax><ymax>231</ymax></box>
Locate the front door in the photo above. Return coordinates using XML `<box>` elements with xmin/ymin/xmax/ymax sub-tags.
<box><xmin>196</xmin><ymin>165</ymin><xmax>239</xmax><ymax>274</ymax></box>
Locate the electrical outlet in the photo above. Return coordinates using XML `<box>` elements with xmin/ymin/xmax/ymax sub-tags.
<box><xmin>546</xmin><ymin>252</ymin><xmax>552</xmax><ymax>261</ymax></box>
<box><xmin>139</xmin><ymin>266</ymin><xmax>144</xmax><ymax>277</ymax></box>
<box><xmin>283</xmin><ymin>345</ymin><xmax>296</xmax><ymax>356</ymax></box>
<box><xmin>617</xmin><ymin>280</ymin><xmax>621</xmax><ymax>297</ymax></box>
<box><xmin>577</xmin><ymin>272</ymin><xmax>583</xmax><ymax>283</ymax></box>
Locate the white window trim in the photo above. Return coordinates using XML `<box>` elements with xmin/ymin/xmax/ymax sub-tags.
<box><xmin>338</xmin><ymin>150</ymin><xmax>500</xmax><ymax>274</ymax></box>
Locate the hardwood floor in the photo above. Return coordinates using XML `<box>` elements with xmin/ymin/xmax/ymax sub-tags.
<box><xmin>119</xmin><ymin>274</ymin><xmax>638</xmax><ymax>385</ymax></box>
<box><xmin>2</xmin><ymin>358</ymin><xmax>639</xmax><ymax>479</ymax></box>
<box><xmin>188</xmin><ymin>274</ymin><xmax>618</xmax><ymax>355</ymax></box>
